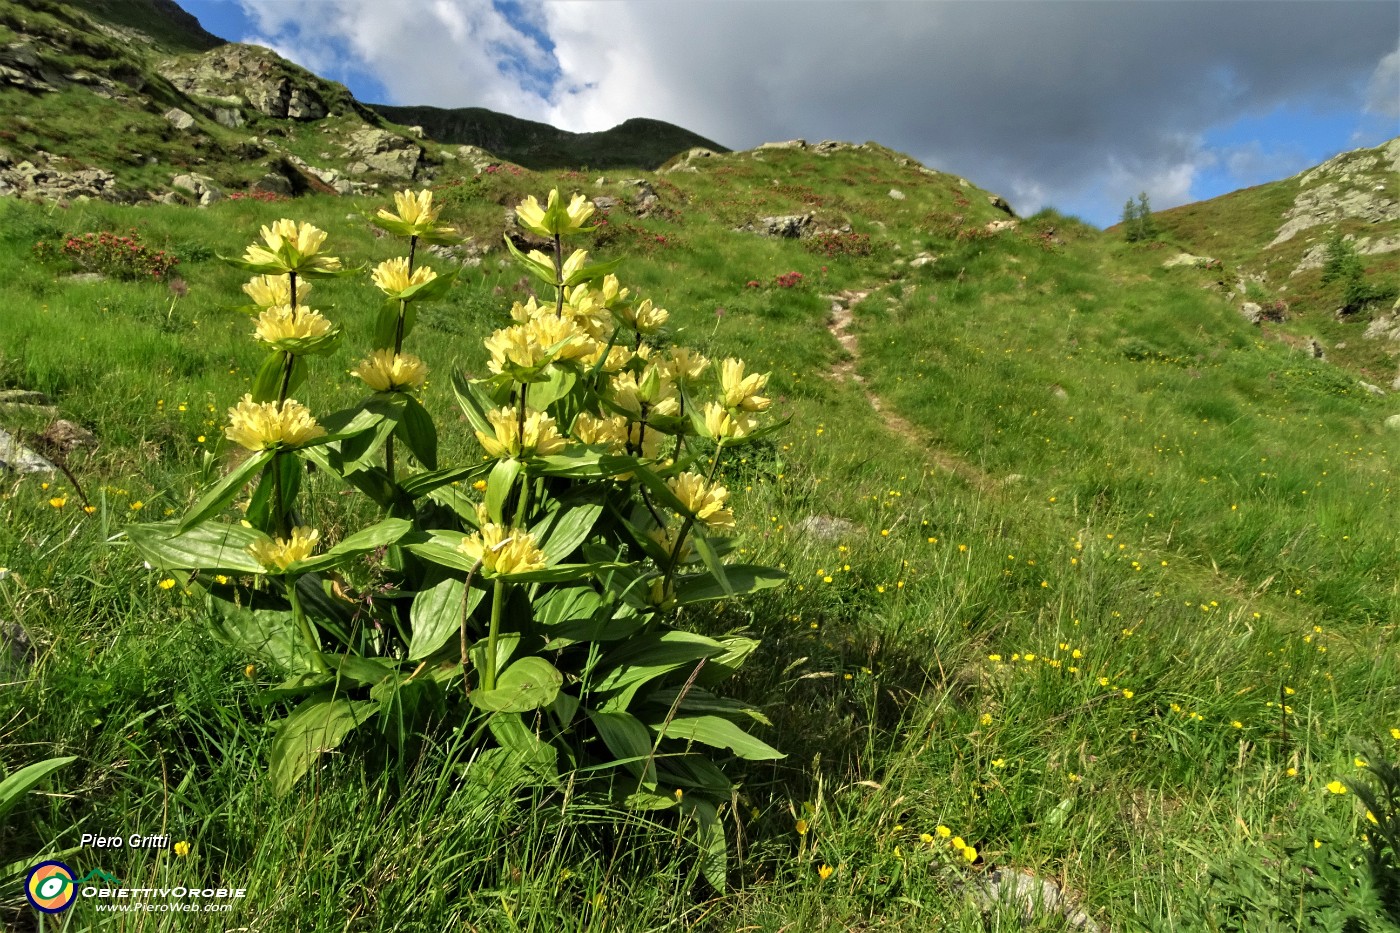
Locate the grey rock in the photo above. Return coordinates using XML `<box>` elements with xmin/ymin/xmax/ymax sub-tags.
<box><xmin>1360</xmin><ymin>381</ymin><xmax>1385</xmax><ymax>396</ymax></box>
<box><xmin>163</xmin><ymin>107</ymin><xmax>196</xmax><ymax>131</ymax></box>
<box><xmin>1308</xmin><ymin>338</ymin><xmax>1326</xmax><ymax>360</ymax></box>
<box><xmin>967</xmin><ymin>868</ymin><xmax>1102</xmax><ymax>932</ymax></box>
<box><xmin>42</xmin><ymin>419</ymin><xmax>95</xmax><ymax>453</ymax></box>
<box><xmin>1239</xmin><ymin>302</ymin><xmax>1264</xmax><ymax>325</ymax></box>
<box><xmin>0</xmin><ymin>428</ymin><xmax>56</xmax><ymax>474</ymax></box>
<box><xmin>988</xmin><ymin>194</ymin><xmax>1016</xmax><ymax>216</ymax></box>
<box><xmin>1</xmin><ymin>618</ymin><xmax>35</xmax><ymax>674</ymax></box>
<box><xmin>199</xmin><ymin>189</ymin><xmax>222</xmax><ymax>206</ymax></box>
<box><xmin>341</xmin><ymin>128</ymin><xmax>421</xmax><ymax>178</ymax></box>
<box><xmin>738</xmin><ymin>213</ymin><xmax>814</xmax><ymax>239</ymax></box>
<box><xmin>1386</xmin><ymin>414</ymin><xmax>1400</xmax><ymax>431</ymax></box>
<box><xmin>793</xmin><ymin>515</ymin><xmax>858</xmax><ymax>542</ymax></box>
<box><xmin>756</xmin><ymin>139</ymin><xmax>806</xmax><ymax>151</ymax></box>
<box><xmin>252</xmin><ymin>173</ymin><xmax>293</xmax><ymax>196</ymax></box>
<box><xmin>888</xmin><ymin>188</ymin><xmax>905</xmax><ymax>200</ymax></box>
<box><xmin>986</xmin><ymin>219</ymin><xmax>1018</xmax><ymax>234</ymax></box>
<box><xmin>909</xmin><ymin>254</ymin><xmax>937</xmax><ymax>268</ymax></box>
<box><xmin>213</xmin><ymin>107</ymin><xmax>244</xmax><ymax>129</ymax></box>
<box><xmin>1163</xmin><ymin>252</ymin><xmax>1220</xmax><ymax>269</ymax></box>
<box><xmin>0</xmin><ymin>389</ymin><xmax>52</xmax><ymax>407</ymax></box>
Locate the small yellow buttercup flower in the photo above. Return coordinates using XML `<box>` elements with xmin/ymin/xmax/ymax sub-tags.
<box><xmin>173</xmin><ymin>840</ymin><xmax>190</xmax><ymax>857</ymax></box>
<box><xmin>1326</xmin><ymin>780</ymin><xmax>1348</xmax><ymax>795</ymax></box>
<box><xmin>353</xmin><ymin>349</ymin><xmax>428</xmax><ymax>392</ymax></box>
<box><xmin>817</xmin><ymin>864</ymin><xmax>834</xmax><ymax>881</ymax></box>
<box><xmin>224</xmin><ymin>395</ymin><xmax>326</xmax><ymax>451</ymax></box>
<box><xmin>370</xmin><ymin>256</ymin><xmax>437</xmax><ymax>298</ymax></box>
<box><xmin>476</xmin><ymin>407</ymin><xmax>567</xmax><ymax>459</ymax></box>
<box><xmin>458</xmin><ymin>523</ymin><xmax>547</xmax><ymax>576</ymax></box>
<box><xmin>667</xmin><ymin>472</ymin><xmax>735</xmax><ymax>530</ymax></box>
<box><xmin>719</xmin><ymin>358</ymin><xmax>771</xmax><ymax>412</ymax></box>
<box><xmin>248</xmin><ymin>526</ymin><xmax>320</xmax><ymax>572</ymax></box>
<box><xmin>243</xmin><ymin>274</ymin><xmax>310</xmax><ymax>308</ymax></box>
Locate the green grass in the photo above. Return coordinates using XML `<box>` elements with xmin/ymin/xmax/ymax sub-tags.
<box><xmin>2</xmin><ymin>144</ymin><xmax>1397</xmax><ymax>931</ymax></box>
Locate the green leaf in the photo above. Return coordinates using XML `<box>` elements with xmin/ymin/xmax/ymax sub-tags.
<box><xmin>649</xmin><ymin>715</ymin><xmax>784</xmax><ymax>761</ymax></box>
<box><xmin>396</xmin><ymin>394</ymin><xmax>438</xmax><ymax>469</ymax></box>
<box><xmin>562</xmin><ymin>256</ymin><xmax>623</xmax><ymax>289</ymax></box>
<box><xmin>588</xmin><ymin>709</ymin><xmax>656</xmax><ymax>784</ymax></box>
<box><xmin>400</xmin><ymin>462</ymin><xmax>490</xmax><ymax>499</ymax></box>
<box><xmin>674</xmin><ymin>566</ymin><xmax>786</xmax><ymax>605</ymax></box>
<box><xmin>403</xmin><ymin>534</ymin><xmax>479</xmax><ymax>573</ymax></box>
<box><xmin>470</xmin><ymin>657</ymin><xmax>562</xmax><ymax>712</ymax></box>
<box><xmin>209</xmin><ymin>601</ymin><xmax>315</xmax><ymax>672</ymax></box>
<box><xmin>451</xmin><ymin>370</ymin><xmax>494</xmax><ymax>436</ymax></box>
<box><xmin>250</xmin><ymin>350</ymin><xmax>287</xmax><ymax>402</ymax></box>
<box><xmin>0</xmin><ymin>756</ymin><xmax>76</xmax><ymax>824</ymax></box>
<box><xmin>395</xmin><ymin>267</ymin><xmax>459</xmax><ymax>303</ymax></box>
<box><xmin>646</xmin><ymin>687</ymin><xmax>772</xmax><ymax>726</ymax></box>
<box><xmin>497</xmin><ymin>561</ymin><xmax>623</xmax><ymax>584</ymax></box>
<box><xmin>524</xmin><ymin>365</ymin><xmax>576</xmax><ymax>411</ymax></box>
<box><xmin>176</xmin><ymin>449</ymin><xmax>274</xmax><ymax>532</ymax></box>
<box><xmin>529</xmin><ymin>496</ymin><xmax>603</xmax><ymax>565</ymax></box>
<box><xmin>592</xmin><ymin>631</ymin><xmax>727</xmax><ymax>701</ymax></box>
<box><xmin>485</xmin><ymin>457</ymin><xmax>521</xmax><ymax>524</ymax></box>
<box><xmin>288</xmin><ymin>517</ymin><xmax>412</xmax><ymax>574</ymax></box>
<box><xmin>690</xmin><ymin>530</ymin><xmax>732</xmax><ymax>597</ymax></box>
<box><xmin>502</xmin><ymin>235</ymin><xmax>560</xmax><ymax>287</ymax></box>
<box><xmin>408</xmin><ymin>576</ymin><xmax>485</xmax><ymax>660</ymax></box>
<box><xmin>269</xmin><ymin>696</ymin><xmax>379</xmax><ymax>796</ymax></box>
<box><xmin>326</xmin><ymin>654</ymin><xmax>396</xmax><ymax>688</ymax></box>
<box><xmin>694</xmin><ymin>636</ymin><xmax>761</xmax><ymax>688</ymax></box>
<box><xmin>488</xmin><ymin>713</ymin><xmax>559</xmax><ymax>782</ymax></box>
<box><xmin>299</xmin><ymin>446</ymin><xmax>398</xmax><ymax>509</ymax></box>
<box><xmin>127</xmin><ymin>521</ymin><xmax>266</xmax><ymax>573</ymax></box>
<box><xmin>682</xmin><ymin>798</ymin><xmax>728</xmax><ymax>892</ymax></box>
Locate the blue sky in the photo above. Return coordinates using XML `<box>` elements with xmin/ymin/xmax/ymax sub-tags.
<box><xmin>183</xmin><ymin>0</ymin><xmax>1399</xmax><ymax>227</ymax></box>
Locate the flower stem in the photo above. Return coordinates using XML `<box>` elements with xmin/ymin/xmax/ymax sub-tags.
<box><xmin>482</xmin><ymin>577</ymin><xmax>506</xmax><ymax>691</ymax></box>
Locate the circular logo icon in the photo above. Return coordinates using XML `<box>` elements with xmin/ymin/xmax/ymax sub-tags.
<box><xmin>25</xmin><ymin>861</ymin><xmax>77</xmax><ymax>913</ymax></box>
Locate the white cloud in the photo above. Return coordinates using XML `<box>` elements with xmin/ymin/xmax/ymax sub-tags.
<box><xmin>230</xmin><ymin>0</ymin><xmax>1400</xmax><ymax>225</ymax></box>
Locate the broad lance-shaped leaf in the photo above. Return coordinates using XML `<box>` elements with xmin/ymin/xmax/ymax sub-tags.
<box><xmin>470</xmin><ymin>657</ymin><xmax>563</xmax><ymax>712</ymax></box>
<box><xmin>269</xmin><ymin>696</ymin><xmax>378</xmax><ymax>796</ymax></box>
<box><xmin>210</xmin><ymin>601</ymin><xmax>317</xmax><ymax>673</ymax></box>
<box><xmin>682</xmin><ymin>798</ymin><xmax>729</xmax><ymax>892</ymax></box>
<box><xmin>0</xmin><ymin>756</ymin><xmax>76</xmax><ymax>824</ymax></box>
<box><xmin>673</xmin><ymin>565</ymin><xmax>786</xmax><ymax>605</ymax></box>
<box><xmin>396</xmin><ymin>395</ymin><xmax>438</xmax><ymax>470</ymax></box>
<box><xmin>529</xmin><ymin>497</ymin><xmax>603</xmax><ymax>566</ymax></box>
<box><xmin>588</xmin><ymin>709</ymin><xmax>657</xmax><ymax>784</ymax></box>
<box><xmin>649</xmin><ymin>715</ymin><xmax>784</xmax><ymax>761</ymax></box>
<box><xmin>408</xmin><ymin>576</ymin><xmax>485</xmax><ymax>660</ymax></box>
<box><xmin>127</xmin><ymin>521</ymin><xmax>265</xmax><ymax>573</ymax></box>
<box><xmin>177</xmin><ymin>449</ymin><xmax>274</xmax><ymax>532</ymax></box>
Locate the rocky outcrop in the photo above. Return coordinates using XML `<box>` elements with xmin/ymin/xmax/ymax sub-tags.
<box><xmin>0</xmin><ymin>149</ymin><xmax>118</xmax><ymax>202</ymax></box>
<box><xmin>737</xmin><ymin>213</ymin><xmax>814</xmax><ymax>238</ymax></box>
<box><xmin>157</xmin><ymin>44</ymin><xmax>330</xmax><ymax>123</ymax></box>
<box><xmin>1163</xmin><ymin>252</ymin><xmax>1221</xmax><ymax>270</ymax></box>
<box><xmin>341</xmin><ymin>128</ymin><xmax>422</xmax><ymax>179</ymax></box>
<box><xmin>1270</xmin><ymin>138</ymin><xmax>1400</xmax><ymax>246</ymax></box>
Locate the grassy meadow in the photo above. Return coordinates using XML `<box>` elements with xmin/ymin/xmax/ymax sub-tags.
<box><xmin>1</xmin><ymin>143</ymin><xmax>1398</xmax><ymax>932</ymax></box>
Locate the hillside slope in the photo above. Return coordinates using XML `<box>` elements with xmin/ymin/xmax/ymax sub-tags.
<box><xmin>1152</xmin><ymin>137</ymin><xmax>1400</xmax><ymax>387</ymax></box>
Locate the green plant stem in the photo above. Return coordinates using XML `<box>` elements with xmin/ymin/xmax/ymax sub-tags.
<box><xmin>482</xmin><ymin>577</ymin><xmax>506</xmax><ymax>691</ymax></box>
<box><xmin>553</xmin><ymin>232</ymin><xmax>565</xmax><ymax>317</ymax></box>
<box><xmin>288</xmin><ymin>577</ymin><xmax>328</xmax><ymax>674</ymax></box>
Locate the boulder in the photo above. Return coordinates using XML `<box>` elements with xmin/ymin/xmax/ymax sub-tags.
<box><xmin>341</xmin><ymin>128</ymin><xmax>421</xmax><ymax>179</ymax></box>
<box><xmin>252</xmin><ymin>172</ymin><xmax>293</xmax><ymax>196</ymax></box>
<box><xmin>988</xmin><ymin>194</ymin><xmax>1016</xmax><ymax>216</ymax></box>
<box><xmin>1239</xmin><ymin>302</ymin><xmax>1264</xmax><ymax>325</ymax></box>
<box><xmin>738</xmin><ymin>213</ymin><xmax>814</xmax><ymax>238</ymax></box>
<box><xmin>888</xmin><ymin>188</ymin><xmax>905</xmax><ymax>200</ymax></box>
<box><xmin>163</xmin><ymin>107</ymin><xmax>196</xmax><ymax>131</ymax></box>
<box><xmin>0</xmin><ymin>428</ymin><xmax>57</xmax><ymax>474</ymax></box>
<box><xmin>213</xmin><ymin>107</ymin><xmax>244</xmax><ymax>129</ymax></box>
<box><xmin>986</xmin><ymin>219</ymin><xmax>1018</xmax><ymax>234</ymax></box>
<box><xmin>171</xmin><ymin>172</ymin><xmax>222</xmax><ymax>204</ymax></box>
<box><xmin>158</xmin><ymin>44</ymin><xmax>329</xmax><ymax>121</ymax></box>
<box><xmin>1162</xmin><ymin>252</ymin><xmax>1219</xmax><ymax>269</ymax></box>
<box><xmin>756</xmin><ymin>139</ymin><xmax>806</xmax><ymax>151</ymax></box>
<box><xmin>1386</xmin><ymin>414</ymin><xmax>1400</xmax><ymax>431</ymax></box>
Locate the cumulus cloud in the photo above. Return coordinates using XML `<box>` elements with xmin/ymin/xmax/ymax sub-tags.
<box><xmin>233</xmin><ymin>0</ymin><xmax>1400</xmax><ymax>225</ymax></box>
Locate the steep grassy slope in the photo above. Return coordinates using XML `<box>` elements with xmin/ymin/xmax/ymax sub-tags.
<box><xmin>2</xmin><ymin>139</ymin><xmax>1396</xmax><ymax>930</ymax></box>
<box><xmin>1151</xmin><ymin>138</ymin><xmax>1400</xmax><ymax>385</ymax></box>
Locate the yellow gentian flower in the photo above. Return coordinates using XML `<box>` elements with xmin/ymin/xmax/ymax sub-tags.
<box><xmin>352</xmin><ymin>349</ymin><xmax>428</xmax><ymax>392</ymax></box>
<box><xmin>475</xmin><ymin>406</ymin><xmax>567</xmax><ymax>459</ymax></box>
<box><xmin>515</xmin><ymin>189</ymin><xmax>596</xmax><ymax>238</ymax></box>
<box><xmin>253</xmin><ymin>305</ymin><xmax>336</xmax><ymax>353</ymax></box>
<box><xmin>242</xmin><ymin>220</ymin><xmax>341</xmax><ymax>275</ymax></box>
<box><xmin>457</xmin><ymin>523</ymin><xmax>547</xmax><ymax>576</ymax></box>
<box><xmin>243</xmin><ymin>274</ymin><xmax>310</xmax><ymax>308</ymax></box>
<box><xmin>248</xmin><ymin>526</ymin><xmax>319</xmax><ymax>572</ymax></box>
<box><xmin>224</xmin><ymin>395</ymin><xmax>326</xmax><ymax>450</ymax></box>
<box><xmin>667</xmin><ymin>472</ymin><xmax>735</xmax><ymax>530</ymax></box>
<box><xmin>370</xmin><ymin>256</ymin><xmax>437</xmax><ymax>298</ymax></box>
<box><xmin>719</xmin><ymin>358</ymin><xmax>771</xmax><ymax>412</ymax></box>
